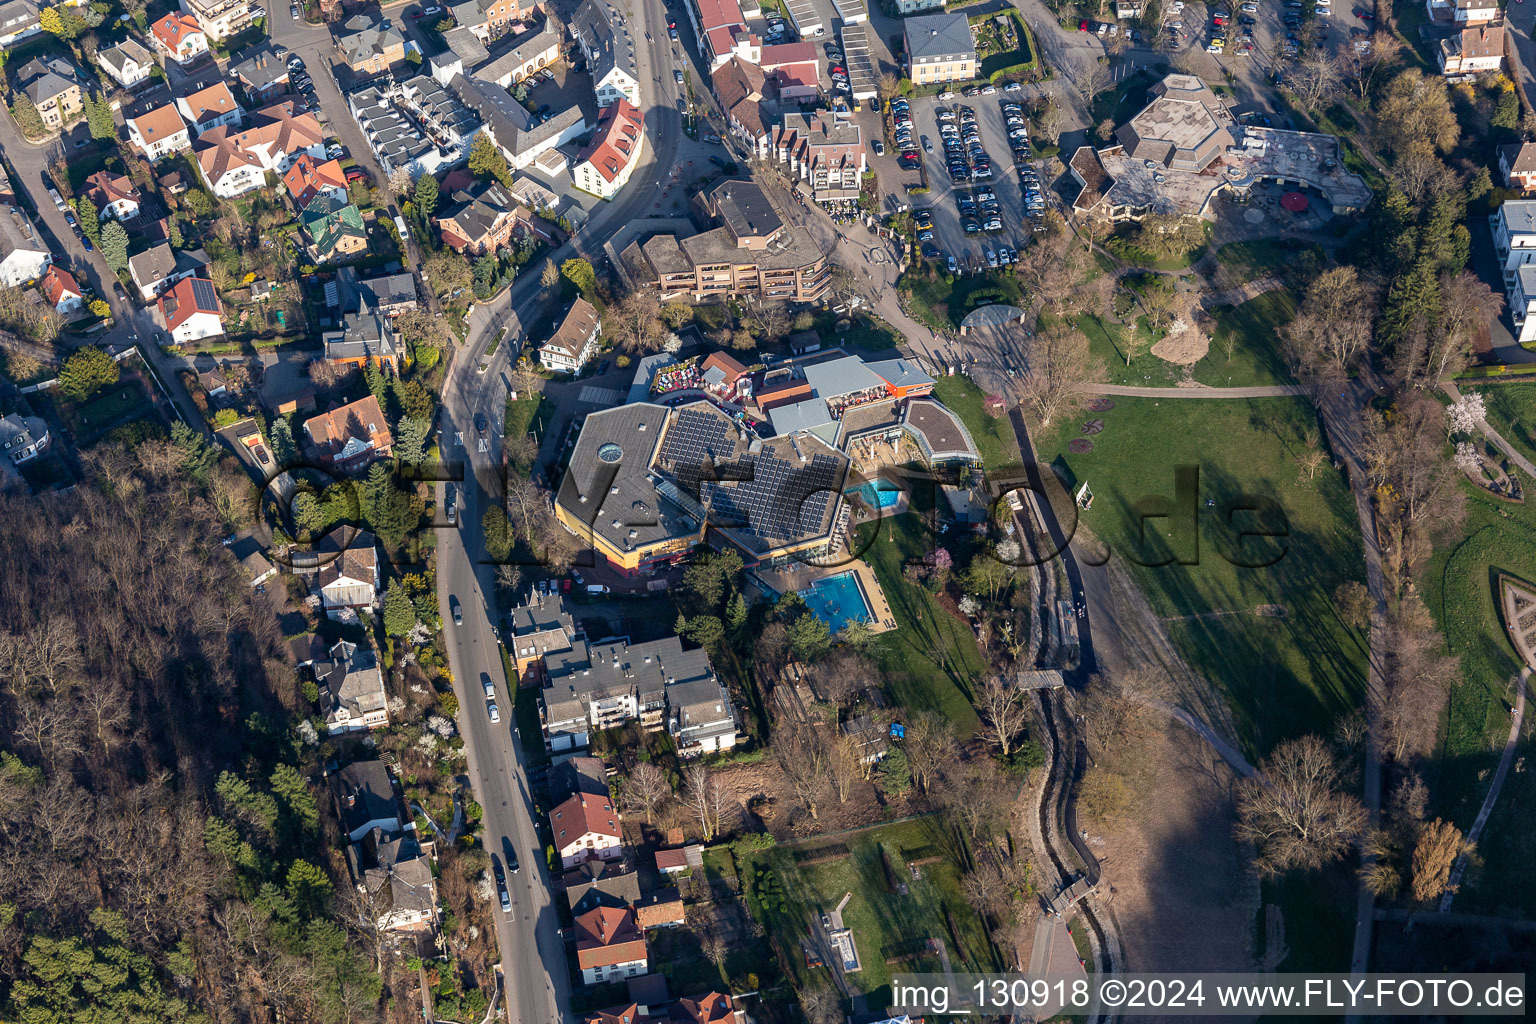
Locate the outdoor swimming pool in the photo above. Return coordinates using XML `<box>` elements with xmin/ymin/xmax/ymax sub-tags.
<box><xmin>847</xmin><ymin>480</ymin><xmax>902</xmax><ymax>510</ymax></box>
<box><xmin>798</xmin><ymin>571</ymin><xmax>873</xmax><ymax>633</ymax></box>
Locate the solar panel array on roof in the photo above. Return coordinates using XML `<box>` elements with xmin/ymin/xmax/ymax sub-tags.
<box><xmin>191</xmin><ymin>278</ymin><xmax>219</xmax><ymax>312</ymax></box>
<box><xmin>704</xmin><ymin>447</ymin><xmax>843</xmax><ymax>546</ymax></box>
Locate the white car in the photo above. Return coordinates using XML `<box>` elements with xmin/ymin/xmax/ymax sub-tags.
<box><xmin>1206</xmin><ymin>42</ymin><xmax>1224</xmax><ymax>52</ymax></box>
<box><xmin>1171</xmin><ymin>0</ymin><xmax>1184</xmax><ymax>8</ymax></box>
<box><xmin>483</xmin><ymin>679</ymin><xmax>496</xmax><ymax>700</ymax></box>
<box><xmin>487</xmin><ymin>701</ymin><xmax>500</xmax><ymax>723</ymax></box>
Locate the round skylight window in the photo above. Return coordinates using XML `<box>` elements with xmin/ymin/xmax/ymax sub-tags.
<box><xmin>597</xmin><ymin>442</ymin><xmax>623</xmax><ymax>464</ymax></box>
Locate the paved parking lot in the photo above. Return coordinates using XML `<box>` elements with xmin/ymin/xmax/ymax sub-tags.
<box><xmin>903</xmin><ymin>92</ymin><xmax>1046</xmax><ymax>270</ymax></box>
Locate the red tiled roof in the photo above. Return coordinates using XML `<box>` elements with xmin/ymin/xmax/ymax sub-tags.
<box><xmin>131</xmin><ymin>103</ymin><xmax>188</xmax><ymax>145</ymax></box>
<box><xmin>151</xmin><ymin>13</ymin><xmax>202</xmax><ymax>51</ymax></box>
<box><xmin>158</xmin><ymin>277</ymin><xmax>222</xmax><ymax>333</ymax></box>
<box><xmin>551</xmin><ymin>792</ymin><xmax>620</xmax><ymax>843</ymax></box>
<box><xmin>573</xmin><ymin>905</ymin><xmax>647</xmax><ymax>969</ymax></box>
<box><xmin>654</xmin><ymin>848</ymin><xmax>689</xmax><ymax>870</ymax></box>
<box><xmin>83</xmin><ymin>171</ymin><xmax>139</xmax><ymax>209</ymax></box>
<box><xmin>40</xmin><ymin>266</ymin><xmax>81</xmax><ymax>305</ymax></box>
<box><xmin>577</xmin><ymin>99</ymin><xmax>644</xmax><ymax>184</ymax></box>
<box><xmin>303</xmin><ymin>395</ymin><xmax>393</xmax><ymax>459</ymax></box>
<box><xmin>674</xmin><ymin>992</ymin><xmax>738</xmax><ymax>1024</ymax></box>
<box><xmin>179</xmin><ymin>81</ymin><xmax>240</xmax><ymax>126</ymax></box>
<box><xmin>283</xmin><ymin>153</ymin><xmax>349</xmax><ymax>204</ymax></box>
<box><xmin>759</xmin><ymin>42</ymin><xmax>817</xmax><ymax>68</ymax></box>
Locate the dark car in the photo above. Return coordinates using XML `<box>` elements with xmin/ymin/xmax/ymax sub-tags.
<box><xmin>492</xmin><ymin>856</ymin><xmax>511</xmax><ymax>912</ymax></box>
<box><xmin>475</xmin><ymin>412</ymin><xmax>488</xmax><ymax>433</ymax></box>
<box><xmin>503</xmin><ymin>837</ymin><xmax>520</xmax><ymax>874</ymax></box>
<box><xmin>82</xmin><ymin>234</ymin><xmax>93</xmax><ymax>252</ymax></box>
<box><xmin>451</xmin><ymin>597</ymin><xmax>463</xmax><ymax>626</ymax></box>
<box><xmin>921</xmin><ymin>243</ymin><xmax>942</xmax><ymax>260</ymax></box>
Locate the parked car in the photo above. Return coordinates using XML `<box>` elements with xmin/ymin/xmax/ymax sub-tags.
<box><xmin>669</xmin><ymin>27</ymin><xmax>678</xmax><ymax>40</ymax></box>
<box><xmin>345</xmin><ymin>166</ymin><xmax>370</xmax><ymax>183</ymax></box>
<box><xmin>483</xmin><ymin>675</ymin><xmax>496</xmax><ymax>700</ymax></box>
<box><xmin>586</xmin><ymin>584</ymin><xmax>610</xmax><ymax>594</ymax></box>
<box><xmin>451</xmin><ymin>598</ymin><xmax>463</xmax><ymax>626</ymax></box>
<box><xmin>487</xmin><ymin>701</ymin><xmax>500</xmax><ymax>723</ymax></box>
<box><xmin>493</xmin><ymin>859</ymin><xmax>510</xmax><ymax>911</ymax></box>
<box><xmin>290</xmin><ymin>4</ymin><xmax>299</xmax><ymax>18</ymax></box>
<box><xmin>674</xmin><ymin>69</ymin><xmax>684</xmax><ymax>84</ymax></box>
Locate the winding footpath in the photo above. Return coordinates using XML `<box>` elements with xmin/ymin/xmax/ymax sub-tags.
<box><xmin>1438</xmin><ymin>667</ymin><xmax>1530</xmax><ymax>912</ymax></box>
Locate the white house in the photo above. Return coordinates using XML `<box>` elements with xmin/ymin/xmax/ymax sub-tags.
<box><xmin>0</xmin><ymin>204</ymin><xmax>51</xmax><ymax>288</ymax></box>
<box><xmin>1491</xmin><ymin>201</ymin><xmax>1536</xmax><ymax>286</ymax></box>
<box><xmin>1509</xmin><ymin>265</ymin><xmax>1536</xmax><ymax>345</ymax></box>
<box><xmin>667</xmin><ymin>679</ymin><xmax>739</xmax><ymax>757</ymax></box>
<box><xmin>150</xmin><ymin>12</ymin><xmax>208</xmax><ymax>66</ymax></box>
<box><xmin>1439</xmin><ymin>24</ymin><xmax>1504</xmax><ymax>76</ymax></box>
<box><xmin>39</xmin><ymin>265</ymin><xmax>83</xmax><ymax>314</ymax></box>
<box><xmin>127</xmin><ymin>104</ymin><xmax>193</xmax><ymax>163</ymax></box>
<box><xmin>573</xmin><ymin>905</ymin><xmax>649</xmax><ymax>987</ymax></box>
<box><xmin>315</xmin><ymin>530</ymin><xmax>380</xmax><ymax>619</ymax></box>
<box><xmin>194</xmin><ymin>101</ymin><xmax>326</xmax><ymax>198</ymax></box>
<box><xmin>570</xmin><ymin>0</ymin><xmax>640</xmax><ymax>105</ymax></box>
<box><xmin>550</xmin><ymin>792</ymin><xmax>622</xmax><ymax>869</ymax></box>
<box><xmin>317</xmin><ymin>640</ymin><xmax>389</xmax><ymax>733</ymax></box>
<box><xmin>176</xmin><ymin>81</ymin><xmax>245</xmax><ymax>136</ymax></box>
<box><xmin>1426</xmin><ymin>0</ymin><xmax>1500</xmax><ymax>24</ymax></box>
<box><xmin>97</xmin><ymin>38</ymin><xmax>156</xmax><ymax>90</ymax></box>
<box><xmin>539</xmin><ymin>298</ymin><xmax>602</xmax><ymax>373</ymax></box>
<box><xmin>573</xmin><ymin>98</ymin><xmax>644</xmax><ymax>199</ymax></box>
<box><xmin>178</xmin><ymin>0</ymin><xmax>258</xmax><ymax>41</ymax></box>
<box><xmin>158</xmin><ymin>277</ymin><xmax>224</xmax><ymax>344</ymax></box>
<box><xmin>0</xmin><ymin>413</ymin><xmax>49</xmax><ymax>465</ymax></box>
<box><xmin>83</xmin><ymin>172</ymin><xmax>142</xmax><ymax>222</ymax></box>
<box><xmin>0</xmin><ymin>1</ymin><xmax>40</xmax><ymax>49</ymax></box>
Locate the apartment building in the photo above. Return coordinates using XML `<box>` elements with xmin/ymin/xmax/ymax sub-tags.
<box><xmin>620</xmin><ymin>178</ymin><xmax>831</xmax><ymax>303</ymax></box>
<box><xmin>689</xmin><ymin>0</ymin><xmax>760</xmax><ymax>71</ymax></box>
<box><xmin>337</xmin><ymin>14</ymin><xmax>407</xmax><ymax>75</ymax></box>
<box><xmin>774</xmin><ymin>112</ymin><xmax>866</xmax><ymax>203</ymax></box>
<box><xmin>479</xmin><ymin>17</ymin><xmax>562</xmax><ymax>88</ymax></box>
<box><xmin>180</xmin><ymin>0</ymin><xmax>260</xmax><ymax>40</ymax></box>
<box><xmin>570</xmin><ymin>0</ymin><xmax>640</xmax><ymax>105</ymax></box>
<box><xmin>0</xmin><ymin>0</ymin><xmax>39</xmax><ymax>48</ymax></box>
<box><xmin>1493</xmin><ymin>200</ymin><xmax>1536</xmax><ymax>343</ymax></box>
<box><xmin>446</xmin><ymin>0</ymin><xmax>537</xmax><ymax>41</ymax></box>
<box><xmin>508</xmin><ymin>590</ymin><xmax>578</xmax><ymax>679</ymax></box>
<box><xmin>551</xmin><ymin>791</ymin><xmax>623</xmax><ymax>869</ymax></box>
<box><xmin>150</xmin><ymin>12</ymin><xmax>208</xmax><ymax>65</ymax></box>
<box><xmin>1425</xmin><ymin>0</ymin><xmax>1500</xmax><ymax>24</ymax></box>
<box><xmin>573</xmin><ymin>906</ymin><xmax>648</xmax><ymax>986</ymax></box>
<box><xmin>667</xmin><ymin>678</ymin><xmax>738</xmax><ymax>756</ymax></box>
<box><xmin>903</xmin><ymin>13</ymin><xmax>977</xmax><ymax>85</ymax></box>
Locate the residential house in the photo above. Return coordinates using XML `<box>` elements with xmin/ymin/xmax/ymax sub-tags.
<box><xmin>552</xmin><ymin>756</ymin><xmax>612</xmax><ymax>803</ymax></box>
<box><xmin>539</xmin><ymin>298</ymin><xmax>602</xmax><ymax>373</ymax></box>
<box><xmin>893</xmin><ymin>0</ymin><xmax>946</xmax><ymax>11</ymax></box>
<box><xmin>1425</xmin><ymin>0</ymin><xmax>1500</xmax><ymax>25</ymax></box>
<box><xmin>712</xmin><ymin>57</ymin><xmax>770</xmax><ymax>159</ymax></box>
<box><xmin>574</xmin><ymin>99</ymin><xmax>645</xmax><ymax>199</ymax></box>
<box><xmin>300</xmin><ymin>193</ymin><xmax>369</xmax><ymax>263</ymax></box>
<box><xmin>82</xmin><ymin>172</ymin><xmax>142</xmax><ymax>221</ymax></box>
<box><xmin>508</xmin><ymin>590</ymin><xmax>578</xmax><ymax>680</ymax></box>
<box><xmin>0</xmin><ymin>205</ymin><xmax>52</xmax><ymax>288</ymax></box>
<box><xmin>323</xmin><ymin>300</ymin><xmax>400</xmax><ymax>369</ymax></box>
<box><xmin>619</xmin><ymin>178</ymin><xmax>830</xmax><ymax>303</ymax></box>
<box><xmin>129</xmin><ymin>243</ymin><xmax>199</xmax><ymax>300</ymax></box>
<box><xmin>194</xmin><ymin>101</ymin><xmax>327</xmax><ymax>198</ymax></box>
<box><xmin>479</xmin><ymin>17</ymin><xmax>562</xmax><ymax>88</ymax></box>
<box><xmin>230</xmin><ymin>43</ymin><xmax>292</xmax><ymax>103</ymax></box>
<box><xmin>330</xmin><ymin>759</ymin><xmax>404</xmax><ymax>842</ymax></box>
<box><xmin>316</xmin><ymin>639</ymin><xmax>388</xmax><ymax>732</ymax></box>
<box><xmin>445</xmin><ymin>0</ymin><xmax>536</xmax><ymax>41</ymax></box>
<box><xmin>226</xmin><ymin>534</ymin><xmax>277</xmax><ymax>588</ymax></box>
<box><xmin>177</xmin><ymin>81</ymin><xmax>245</xmax><ymax>136</ymax></box>
<box><xmin>563</xmin><ymin>859</ymin><xmax>642</xmax><ymax>915</ymax></box>
<box><xmin>0</xmin><ymin>413</ymin><xmax>49</xmax><ymax>465</ymax></box>
<box><xmin>1500</xmin><ymin>143</ymin><xmax>1536</xmax><ymax>191</ymax></box>
<box><xmin>150</xmin><ymin>12</ymin><xmax>208</xmax><ymax>65</ymax></box>
<box><xmin>774</xmin><ymin>112</ymin><xmax>866</xmax><ymax>203</ymax></box>
<box><xmin>689</xmin><ymin>0</ymin><xmax>761</xmax><ymax>71</ymax></box>
<box><xmin>539</xmin><ymin>633</ymin><xmax>729</xmax><ymax>751</ymax></box>
<box><xmin>634</xmin><ymin>889</ymin><xmax>686</xmax><ymax>930</ymax></box>
<box><xmin>759</xmin><ymin>41</ymin><xmax>820</xmax><ymax>103</ymax></box>
<box><xmin>673</xmin><ymin>993</ymin><xmax>743</xmax><ymax>1024</ymax></box>
<box><xmin>903</xmin><ymin>13</ymin><xmax>976</xmax><ymax>85</ymax></box>
<box><xmin>98</xmin><ymin>38</ymin><xmax>156</xmax><ymax>90</ymax></box>
<box><xmin>283</xmin><ymin>153</ymin><xmax>350</xmax><ymax>208</ymax></box>
<box><xmin>1439</xmin><ymin>23</ymin><xmax>1504</xmax><ymax>75</ymax></box>
<box><xmin>570</xmin><ymin>0</ymin><xmax>640</xmax><ymax>105</ymax></box>
<box><xmin>127</xmin><ymin>104</ymin><xmax>193</xmax><ymax>162</ymax></box>
<box><xmin>653</xmin><ymin>845</ymin><xmax>702</xmax><ymax>878</ymax></box>
<box><xmin>157</xmin><ymin>277</ymin><xmax>224</xmax><ymax>344</ymax></box>
<box><xmin>349</xmin><ymin>272</ymin><xmax>418</xmax><ymax>317</ymax></box>
<box><xmin>352</xmin><ymin>826</ymin><xmax>438</xmax><ymax>932</ymax></box>
<box><xmin>551</xmin><ymin>790</ymin><xmax>622</xmax><ymax>868</ymax></box>
<box><xmin>16</xmin><ymin>57</ymin><xmax>83</xmax><ymax>130</ymax></box>
<box><xmin>435</xmin><ymin>179</ymin><xmax>522</xmax><ymax>254</ymax></box>
<box><xmin>583</xmin><ymin>994</ymin><xmax>743</xmax><ymax>1024</ymax></box>
<box><xmin>38</xmin><ymin>266</ymin><xmax>83</xmax><ymax>315</ymax></box>
<box><xmin>179</xmin><ymin>0</ymin><xmax>260</xmax><ymax>40</ymax></box>
<box><xmin>311</xmin><ymin>528</ymin><xmax>381</xmax><ymax>618</ymax></box>
<box><xmin>303</xmin><ymin>395</ymin><xmax>394</xmax><ymax>470</ymax></box>
<box><xmin>337</xmin><ymin>14</ymin><xmax>407</xmax><ymax>75</ymax></box>
<box><xmin>841</xmin><ymin>713</ymin><xmax>889</xmax><ymax>764</ymax></box>
<box><xmin>0</xmin><ymin>0</ymin><xmax>39</xmax><ymax>48</ymax></box>
<box><xmin>666</xmin><ymin>678</ymin><xmax>737</xmax><ymax>756</ymax></box>
<box><xmin>573</xmin><ymin>905</ymin><xmax>648</xmax><ymax>985</ymax></box>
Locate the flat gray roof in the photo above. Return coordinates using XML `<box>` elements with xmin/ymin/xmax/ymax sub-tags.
<box><xmin>803</xmin><ymin>355</ymin><xmax>885</xmax><ymax>399</ymax></box>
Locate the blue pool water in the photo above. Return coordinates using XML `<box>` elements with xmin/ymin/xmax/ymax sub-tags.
<box><xmin>847</xmin><ymin>481</ymin><xmax>902</xmax><ymax>509</ymax></box>
<box><xmin>798</xmin><ymin>572</ymin><xmax>873</xmax><ymax>633</ymax></box>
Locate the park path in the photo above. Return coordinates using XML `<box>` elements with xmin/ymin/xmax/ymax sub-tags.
<box><xmin>1438</xmin><ymin>667</ymin><xmax>1530</xmax><ymax>912</ymax></box>
<box><xmin>1441</xmin><ymin>381</ymin><xmax>1536</xmax><ymax>479</ymax></box>
<box><xmin>1145</xmin><ymin>700</ymin><xmax>1257</xmax><ymax>779</ymax></box>
<box><xmin>1083</xmin><ymin>382</ymin><xmax>1305</xmax><ymax>398</ymax></box>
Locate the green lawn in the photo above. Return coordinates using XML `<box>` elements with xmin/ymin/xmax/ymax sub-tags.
<box><xmin>1194</xmin><ymin>290</ymin><xmax>1298</xmax><ymax>388</ymax></box>
<box><xmin>1470</xmin><ymin>382</ymin><xmax>1536</xmax><ymax>469</ymax></box>
<box><xmin>1419</xmin><ymin>488</ymin><xmax>1536</xmax><ymax>918</ymax></box>
<box><xmin>852</xmin><ymin>514</ymin><xmax>985</xmax><ymax>735</ymax></box>
<box><xmin>1213</xmin><ymin>240</ymin><xmax>1324</xmax><ymax>286</ymax></box>
<box><xmin>930</xmin><ymin>375</ymin><xmax>1019</xmax><ymax>469</ymax></box>
<box><xmin>1038</xmin><ymin>397</ymin><xmax>1368</xmax><ymax>754</ymax></box>
<box><xmin>735</xmin><ymin>818</ymin><xmax>998</xmax><ymax>1009</ymax></box>
<box><xmin>1083</xmin><ymin>290</ymin><xmax>1296</xmax><ymax>390</ymax></box>
<box><xmin>71</xmin><ymin>380</ymin><xmax>149</xmax><ymax>433</ymax></box>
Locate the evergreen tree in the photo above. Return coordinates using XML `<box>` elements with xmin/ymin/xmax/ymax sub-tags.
<box><xmin>358</xmin><ymin>462</ymin><xmax>418</xmax><ymax>547</ymax></box>
<box><xmin>291</xmin><ymin>492</ymin><xmax>327</xmax><ymax>535</ymax></box>
<box><xmin>86</xmin><ymin>93</ymin><xmax>117</xmax><ymax>140</ymax></box>
<box><xmin>57</xmin><ymin>347</ymin><xmax>119</xmax><ymax>400</ymax></box>
<box><xmin>383</xmin><ymin>583</ymin><xmax>417</xmax><ymax>637</ymax></box>
<box><xmin>467</xmin><ymin>132</ymin><xmax>511</xmax><ymax>185</ymax></box>
<box><xmin>393</xmin><ymin>417</ymin><xmax>429</xmax><ymax>465</ymax></box>
<box><xmin>413</xmin><ymin>173</ymin><xmax>439</xmax><ymax>218</ymax></box>
<box><xmin>270</xmin><ymin>764</ymin><xmax>319</xmax><ymax>841</ymax></box>
<box><xmin>171</xmin><ymin>421</ymin><xmax>218</xmax><ymax>483</ymax></box>
<box><xmin>786</xmin><ymin>612</ymin><xmax>832</xmax><ymax>662</ymax></box>
<box><xmin>269</xmin><ymin>417</ymin><xmax>297</xmax><ymax>468</ymax></box>
<box><xmin>560</xmin><ymin>257</ymin><xmax>596</xmax><ymax>298</ymax></box>
<box><xmin>100</xmin><ymin>220</ymin><xmax>130</xmax><ymax>272</ymax></box>
<box><xmin>77</xmin><ymin>200</ymin><xmax>100</xmax><ymax>246</ymax></box>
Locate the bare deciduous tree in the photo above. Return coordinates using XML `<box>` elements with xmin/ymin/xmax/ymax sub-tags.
<box><xmin>1410</xmin><ymin>818</ymin><xmax>1472</xmax><ymax>904</ymax></box>
<box><xmin>1063</xmin><ymin>56</ymin><xmax>1111</xmax><ymax>109</ymax></box>
<box><xmin>684</xmin><ymin>762</ymin><xmax>722</xmax><ymax>840</ymax></box>
<box><xmin>1020</xmin><ymin>326</ymin><xmax>1104</xmax><ymax>429</ymax></box>
<box><xmin>1234</xmin><ymin>735</ymin><xmax>1367</xmax><ymax>878</ymax></box>
<box><xmin>774</xmin><ymin>717</ymin><xmax>831</xmax><ymax>821</ymax></box>
<box><xmin>625</xmin><ymin>761</ymin><xmax>671</xmax><ymax>825</ymax></box>
<box><xmin>978</xmin><ymin>674</ymin><xmax>1029</xmax><ymax>756</ymax></box>
<box><xmin>609</xmin><ymin>288</ymin><xmax>664</xmax><ymax>353</ymax></box>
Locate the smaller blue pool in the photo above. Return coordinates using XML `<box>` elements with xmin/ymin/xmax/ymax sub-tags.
<box><xmin>846</xmin><ymin>481</ymin><xmax>902</xmax><ymax>510</ymax></box>
<box><xmin>798</xmin><ymin>572</ymin><xmax>873</xmax><ymax>633</ymax></box>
